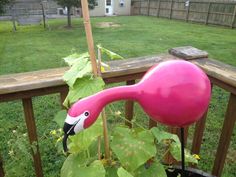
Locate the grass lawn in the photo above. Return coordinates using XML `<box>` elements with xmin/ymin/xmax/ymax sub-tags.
<box><xmin>0</xmin><ymin>16</ymin><xmax>236</xmax><ymax>177</ymax></box>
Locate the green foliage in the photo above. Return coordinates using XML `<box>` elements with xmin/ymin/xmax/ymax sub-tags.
<box><xmin>151</xmin><ymin>127</ymin><xmax>180</xmax><ymax>144</ymax></box>
<box><xmin>151</xmin><ymin>127</ymin><xmax>198</xmax><ymax>164</ymax></box>
<box><xmin>5</xmin><ymin>126</ymin><xmax>34</xmax><ymax>177</ymax></box>
<box><xmin>97</xmin><ymin>44</ymin><xmax>124</xmax><ymax>60</ymax></box>
<box><xmin>54</xmin><ymin>0</ymin><xmax>96</xmax><ymax>9</ymax></box>
<box><xmin>111</xmin><ymin>127</ymin><xmax>156</xmax><ymax>172</ymax></box>
<box><xmin>63</xmin><ymin>53</ymin><xmax>92</xmax><ymax>88</ymax></box>
<box><xmin>134</xmin><ymin>161</ymin><xmax>166</xmax><ymax>177</ymax></box>
<box><xmin>170</xmin><ymin>143</ymin><xmax>198</xmax><ymax>164</ymax></box>
<box><xmin>61</xmin><ymin>155</ymin><xmax>105</xmax><ymax>177</ymax></box>
<box><xmin>54</xmin><ymin>110</ymin><xmax>67</xmax><ymax>128</ymax></box>
<box><xmin>117</xmin><ymin>167</ymin><xmax>133</xmax><ymax>177</ymax></box>
<box><xmin>62</xmin><ymin>51</ymin><xmax>105</xmax><ymax>108</ymax></box>
<box><xmin>63</xmin><ymin>76</ymin><xmax>105</xmax><ymax>108</ymax></box>
<box><xmin>0</xmin><ymin>0</ymin><xmax>14</xmax><ymax>14</ymax></box>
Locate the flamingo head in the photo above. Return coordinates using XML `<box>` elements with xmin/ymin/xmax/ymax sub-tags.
<box><xmin>63</xmin><ymin>110</ymin><xmax>90</xmax><ymax>136</ymax></box>
<box><xmin>62</xmin><ymin>96</ymin><xmax>102</xmax><ymax>152</ymax></box>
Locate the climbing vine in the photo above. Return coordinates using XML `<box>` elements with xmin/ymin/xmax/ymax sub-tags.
<box><xmin>53</xmin><ymin>46</ymin><xmax>199</xmax><ymax>177</ymax></box>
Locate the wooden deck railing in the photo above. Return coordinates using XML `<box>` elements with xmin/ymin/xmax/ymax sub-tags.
<box><xmin>0</xmin><ymin>46</ymin><xmax>236</xmax><ymax>177</ymax></box>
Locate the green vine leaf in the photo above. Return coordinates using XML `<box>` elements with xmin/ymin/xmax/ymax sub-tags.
<box><xmin>134</xmin><ymin>161</ymin><xmax>167</xmax><ymax>177</ymax></box>
<box><xmin>151</xmin><ymin>127</ymin><xmax>180</xmax><ymax>144</ymax></box>
<box><xmin>68</xmin><ymin>116</ymin><xmax>103</xmax><ymax>154</ymax></box>
<box><xmin>61</xmin><ymin>155</ymin><xmax>105</xmax><ymax>177</ymax></box>
<box><xmin>63</xmin><ymin>52</ymin><xmax>90</xmax><ymax>67</ymax></box>
<box><xmin>53</xmin><ymin>110</ymin><xmax>67</xmax><ymax>128</ymax></box>
<box><xmin>63</xmin><ymin>76</ymin><xmax>105</xmax><ymax>108</ymax></box>
<box><xmin>105</xmin><ymin>166</ymin><xmax>119</xmax><ymax>177</ymax></box>
<box><xmin>111</xmin><ymin>127</ymin><xmax>156</xmax><ymax>172</ymax></box>
<box><xmin>117</xmin><ymin>167</ymin><xmax>133</xmax><ymax>177</ymax></box>
<box><xmin>63</xmin><ymin>55</ymin><xmax>92</xmax><ymax>88</ymax></box>
<box><xmin>169</xmin><ymin>143</ymin><xmax>198</xmax><ymax>164</ymax></box>
<box><xmin>97</xmin><ymin>44</ymin><xmax>124</xmax><ymax>60</ymax></box>
<box><xmin>151</xmin><ymin>127</ymin><xmax>198</xmax><ymax>164</ymax></box>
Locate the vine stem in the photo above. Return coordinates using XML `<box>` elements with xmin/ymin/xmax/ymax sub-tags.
<box><xmin>107</xmin><ymin>104</ymin><xmax>146</xmax><ymax>130</ymax></box>
<box><xmin>97</xmin><ymin>136</ymin><xmax>101</xmax><ymax>160</ymax></box>
<box><xmin>102</xmin><ymin>110</ymin><xmax>110</xmax><ymax>160</ymax></box>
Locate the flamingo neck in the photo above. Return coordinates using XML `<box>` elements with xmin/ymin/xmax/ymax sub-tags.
<box><xmin>97</xmin><ymin>85</ymin><xmax>138</xmax><ymax>107</ymax></box>
<box><xmin>83</xmin><ymin>85</ymin><xmax>139</xmax><ymax>129</ymax></box>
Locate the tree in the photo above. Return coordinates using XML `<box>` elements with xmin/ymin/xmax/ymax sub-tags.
<box><xmin>0</xmin><ymin>0</ymin><xmax>14</xmax><ymax>14</ymax></box>
<box><xmin>54</xmin><ymin>0</ymin><xmax>96</xmax><ymax>27</ymax></box>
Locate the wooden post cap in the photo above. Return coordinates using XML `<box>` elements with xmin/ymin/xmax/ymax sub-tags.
<box><xmin>169</xmin><ymin>46</ymin><xmax>208</xmax><ymax>60</ymax></box>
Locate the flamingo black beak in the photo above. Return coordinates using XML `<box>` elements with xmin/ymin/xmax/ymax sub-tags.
<box><xmin>62</xmin><ymin>111</ymin><xmax>90</xmax><ymax>152</ymax></box>
<box><xmin>63</xmin><ymin>122</ymin><xmax>76</xmax><ymax>152</ymax></box>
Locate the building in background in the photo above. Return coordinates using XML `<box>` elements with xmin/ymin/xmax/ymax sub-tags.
<box><xmin>90</xmin><ymin>0</ymin><xmax>131</xmax><ymax>16</ymax></box>
<box><xmin>0</xmin><ymin>0</ymin><xmax>131</xmax><ymax>19</ymax></box>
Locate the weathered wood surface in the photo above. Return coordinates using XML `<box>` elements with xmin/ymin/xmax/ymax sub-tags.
<box><xmin>1</xmin><ymin>52</ymin><xmax>236</xmax><ymax>98</ymax></box>
<box><xmin>169</xmin><ymin>46</ymin><xmax>208</xmax><ymax>60</ymax></box>
<box><xmin>212</xmin><ymin>93</ymin><xmax>236</xmax><ymax>177</ymax></box>
<box><xmin>191</xmin><ymin>58</ymin><xmax>236</xmax><ymax>90</ymax></box>
<box><xmin>102</xmin><ymin>54</ymin><xmax>177</xmax><ymax>78</ymax></box>
<box><xmin>22</xmin><ymin>98</ymin><xmax>43</xmax><ymax>177</ymax></box>
<box><xmin>0</xmin><ymin>67</ymin><xmax>67</xmax><ymax>95</ymax></box>
<box><xmin>0</xmin><ymin>54</ymin><xmax>176</xmax><ymax>96</ymax></box>
<box><xmin>125</xmin><ymin>80</ymin><xmax>136</xmax><ymax>128</ymax></box>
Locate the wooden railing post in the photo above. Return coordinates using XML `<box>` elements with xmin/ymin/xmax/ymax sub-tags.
<box><xmin>139</xmin><ymin>0</ymin><xmax>142</xmax><ymax>15</ymax></box>
<box><xmin>125</xmin><ymin>80</ymin><xmax>135</xmax><ymax>128</ymax></box>
<box><xmin>231</xmin><ymin>4</ymin><xmax>236</xmax><ymax>28</ymax></box>
<box><xmin>0</xmin><ymin>152</ymin><xmax>4</xmax><ymax>177</ymax></box>
<box><xmin>147</xmin><ymin>0</ymin><xmax>150</xmax><ymax>16</ymax></box>
<box><xmin>191</xmin><ymin>112</ymin><xmax>208</xmax><ymax>154</ymax></box>
<box><xmin>169</xmin><ymin>0</ymin><xmax>174</xmax><ymax>19</ymax></box>
<box><xmin>22</xmin><ymin>98</ymin><xmax>43</xmax><ymax>177</ymax></box>
<box><xmin>191</xmin><ymin>84</ymin><xmax>213</xmax><ymax>156</ymax></box>
<box><xmin>186</xmin><ymin>1</ymin><xmax>190</xmax><ymax>22</ymax></box>
<box><xmin>212</xmin><ymin>93</ymin><xmax>236</xmax><ymax>177</ymax></box>
<box><xmin>157</xmin><ymin>0</ymin><xmax>161</xmax><ymax>17</ymax></box>
<box><xmin>205</xmin><ymin>2</ymin><xmax>211</xmax><ymax>25</ymax></box>
<box><xmin>60</xmin><ymin>88</ymin><xmax>68</xmax><ymax>109</ymax></box>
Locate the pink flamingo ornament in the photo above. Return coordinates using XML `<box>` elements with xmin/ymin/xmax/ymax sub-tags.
<box><xmin>63</xmin><ymin>60</ymin><xmax>211</xmax><ymax>151</ymax></box>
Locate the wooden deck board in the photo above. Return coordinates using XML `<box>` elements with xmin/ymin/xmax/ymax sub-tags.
<box><xmin>0</xmin><ymin>54</ymin><xmax>236</xmax><ymax>96</ymax></box>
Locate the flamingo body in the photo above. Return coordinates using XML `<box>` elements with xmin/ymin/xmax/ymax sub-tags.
<box><xmin>64</xmin><ymin>60</ymin><xmax>211</xmax><ymax>135</ymax></box>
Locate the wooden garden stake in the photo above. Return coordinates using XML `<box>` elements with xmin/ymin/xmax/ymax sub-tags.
<box><xmin>97</xmin><ymin>136</ymin><xmax>101</xmax><ymax>160</ymax></box>
<box><xmin>102</xmin><ymin>110</ymin><xmax>110</xmax><ymax>160</ymax></box>
<box><xmin>97</xmin><ymin>47</ymin><xmax>110</xmax><ymax>161</ymax></box>
<box><xmin>81</xmin><ymin>0</ymin><xmax>98</xmax><ymax>76</ymax></box>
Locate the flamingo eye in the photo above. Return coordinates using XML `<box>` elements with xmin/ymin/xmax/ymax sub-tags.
<box><xmin>84</xmin><ymin>111</ymin><xmax>89</xmax><ymax>117</ymax></box>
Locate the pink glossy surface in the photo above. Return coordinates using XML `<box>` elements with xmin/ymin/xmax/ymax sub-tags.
<box><xmin>68</xmin><ymin>60</ymin><xmax>211</xmax><ymax>129</ymax></box>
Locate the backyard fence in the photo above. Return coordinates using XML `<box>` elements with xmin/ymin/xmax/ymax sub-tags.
<box><xmin>131</xmin><ymin>0</ymin><xmax>236</xmax><ymax>28</ymax></box>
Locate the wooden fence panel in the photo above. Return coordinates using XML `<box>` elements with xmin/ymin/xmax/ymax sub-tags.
<box><xmin>131</xmin><ymin>0</ymin><xmax>236</xmax><ymax>28</ymax></box>
<box><xmin>172</xmin><ymin>1</ymin><xmax>186</xmax><ymax>20</ymax></box>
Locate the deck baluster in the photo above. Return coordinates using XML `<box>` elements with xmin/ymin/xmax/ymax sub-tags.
<box><xmin>212</xmin><ymin>93</ymin><xmax>236</xmax><ymax>177</ymax></box>
<box><xmin>22</xmin><ymin>98</ymin><xmax>43</xmax><ymax>177</ymax></box>
<box><xmin>125</xmin><ymin>80</ymin><xmax>135</xmax><ymax>128</ymax></box>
